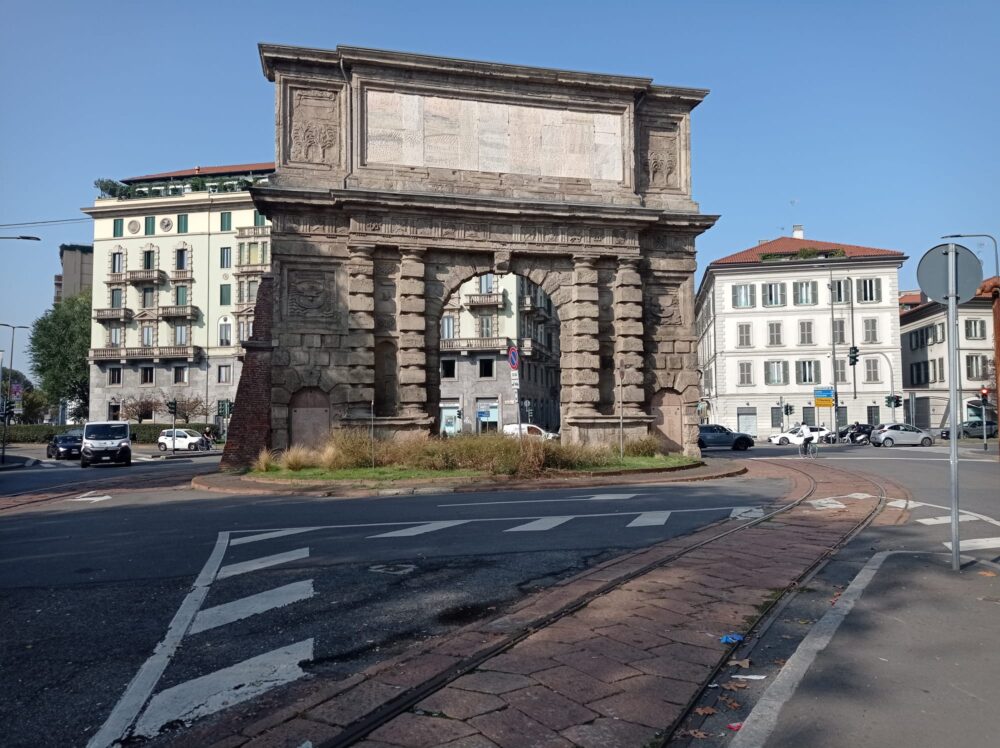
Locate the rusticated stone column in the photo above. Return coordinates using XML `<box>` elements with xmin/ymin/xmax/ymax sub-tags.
<box><xmin>397</xmin><ymin>245</ymin><xmax>428</xmax><ymax>418</ymax></box>
<box><xmin>567</xmin><ymin>255</ymin><xmax>601</xmax><ymax>416</ymax></box>
<box><xmin>613</xmin><ymin>257</ymin><xmax>645</xmax><ymax>414</ymax></box>
<box><xmin>346</xmin><ymin>243</ymin><xmax>376</xmax><ymax>420</ymax></box>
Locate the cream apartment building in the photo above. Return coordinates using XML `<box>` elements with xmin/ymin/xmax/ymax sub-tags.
<box><xmin>900</xmin><ymin>278</ymin><xmax>997</xmax><ymax>429</ymax></box>
<box><xmin>83</xmin><ymin>163</ymin><xmax>273</xmax><ymax>426</ymax></box>
<box><xmin>696</xmin><ymin>231</ymin><xmax>907</xmax><ymax>436</ymax></box>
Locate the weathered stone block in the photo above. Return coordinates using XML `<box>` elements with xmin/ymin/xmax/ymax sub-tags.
<box><xmin>399</xmin><ymin>385</ymin><xmax>428</xmax><ymax>402</ymax></box>
<box><xmin>343</xmin><ymin>332</ymin><xmax>375</xmax><ymax>348</ymax></box>
<box><xmin>399</xmin><ymin>260</ymin><xmax>425</xmax><ymax>278</ymax></box>
<box><xmin>617</xmin><ymin>321</ymin><xmax>644</xmax><ymax>336</ymax></box>
<box><xmin>616</xmin><ymin>269</ymin><xmax>642</xmax><ymax>286</ymax></box>
<box><xmin>398</xmin><ymin>278</ymin><xmax>425</xmax><ymax>295</ymax></box>
<box><xmin>614</xmin><ymin>302</ymin><xmax>644</xmax><ymax>319</ymax></box>
<box><xmin>399</xmin><ymin>368</ymin><xmax>427</xmax><ymax>385</ymax></box>
<box><xmin>348</xmin><ymin>311</ymin><xmax>374</xmax><ymax>329</ymax></box>
<box><xmin>398</xmin><ymin>332</ymin><xmax>425</xmax><ymax>348</ymax></box>
<box><xmin>271</xmin><ymin>386</ymin><xmax>291</xmax><ymax>405</ymax></box>
<box><xmin>572</xmin><ymin>285</ymin><xmax>599</xmax><ymax>302</ymax></box>
<box><xmin>570</xmin><ymin>369</ymin><xmax>600</xmax><ymax>386</ymax></box>
<box><xmin>303</xmin><ymin>334</ymin><xmax>322</xmax><ymax>348</ymax></box>
<box><xmin>399</xmin><ymin>296</ymin><xmax>425</xmax><ymax>313</ymax></box>
<box><xmin>351</xmin><ymin>295</ymin><xmax>375</xmax><ymax>312</ymax></box>
<box><xmin>348</xmin><ymin>351</ymin><xmax>374</xmax><ymax>366</ymax></box>
<box><xmin>312</xmin><ymin>350</ymin><xmax>330</xmax><ymax>366</ymax></box>
<box><xmin>397</xmin><ymin>314</ymin><xmax>426</xmax><ymax>332</ymax></box>
<box><xmin>613</xmin><ymin>286</ymin><xmax>644</xmax><ymax>303</ymax></box>
<box><xmin>674</xmin><ymin>340</ymin><xmax>691</xmax><ymax>353</ymax></box>
<box><xmin>573</xmin><ymin>319</ymin><xmax>599</xmax><ymax>335</ymax></box>
<box><xmin>399</xmin><ymin>350</ymin><xmax>426</xmax><ymax>366</ymax></box>
<box><xmin>350</xmin><ymin>277</ymin><xmax>375</xmax><ymax>294</ymax></box>
<box><xmin>291</xmin><ymin>349</ymin><xmax>310</xmax><ymax>366</ymax></box>
<box><xmin>574</xmin><ymin>267</ymin><xmax>599</xmax><ymax>285</ymax></box>
<box><xmin>614</xmin><ymin>336</ymin><xmax>644</xmax><ymax>353</ymax></box>
<box><xmin>622</xmin><ymin>385</ymin><xmax>645</xmax><ymax>401</ymax></box>
<box><xmin>279</xmin><ymin>333</ymin><xmax>302</xmax><ymax>348</ymax></box>
<box><xmin>347</xmin><ymin>386</ymin><xmax>375</xmax><ymax>402</ymax></box>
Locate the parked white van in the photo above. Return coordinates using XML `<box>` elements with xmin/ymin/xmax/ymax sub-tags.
<box><xmin>81</xmin><ymin>421</ymin><xmax>132</xmax><ymax>467</ymax></box>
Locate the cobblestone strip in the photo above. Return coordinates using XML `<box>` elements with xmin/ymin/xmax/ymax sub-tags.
<box><xmin>172</xmin><ymin>461</ymin><xmax>884</xmax><ymax>748</ymax></box>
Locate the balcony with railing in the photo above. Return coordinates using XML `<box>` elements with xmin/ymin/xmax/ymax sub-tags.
<box><xmin>171</xmin><ymin>268</ymin><xmax>194</xmax><ymax>282</ymax></box>
<box><xmin>519</xmin><ymin>296</ymin><xmax>551</xmax><ymax>319</ymax></box>
<box><xmin>89</xmin><ymin>345</ymin><xmax>203</xmax><ymax>362</ymax></box>
<box><xmin>233</xmin><ymin>263</ymin><xmax>270</xmax><ymax>276</ymax></box>
<box><xmin>520</xmin><ymin>338</ymin><xmax>551</xmax><ymax>358</ymax></box>
<box><xmin>440</xmin><ymin>337</ymin><xmax>510</xmax><ymax>353</ymax></box>
<box><xmin>464</xmin><ymin>292</ymin><xmax>505</xmax><ymax>308</ymax></box>
<box><xmin>158</xmin><ymin>304</ymin><xmax>201</xmax><ymax>320</ymax></box>
<box><xmin>236</xmin><ymin>225</ymin><xmax>271</xmax><ymax>239</ymax></box>
<box><xmin>125</xmin><ymin>268</ymin><xmax>167</xmax><ymax>284</ymax></box>
<box><xmin>94</xmin><ymin>307</ymin><xmax>134</xmax><ymax>322</ymax></box>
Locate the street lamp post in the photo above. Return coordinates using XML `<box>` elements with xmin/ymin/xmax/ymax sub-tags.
<box><xmin>1</xmin><ymin>323</ymin><xmax>30</xmax><ymax>464</ymax></box>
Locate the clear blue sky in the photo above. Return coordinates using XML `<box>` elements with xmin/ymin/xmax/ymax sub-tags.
<box><xmin>2</xmin><ymin>0</ymin><xmax>997</xmax><ymax>378</ymax></box>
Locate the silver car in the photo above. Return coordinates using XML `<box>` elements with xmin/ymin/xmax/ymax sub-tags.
<box><xmin>870</xmin><ymin>423</ymin><xmax>934</xmax><ymax>448</ymax></box>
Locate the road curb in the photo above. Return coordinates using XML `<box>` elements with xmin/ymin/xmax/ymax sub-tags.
<box><xmin>0</xmin><ymin>457</ymin><xmax>38</xmax><ymax>470</ymax></box>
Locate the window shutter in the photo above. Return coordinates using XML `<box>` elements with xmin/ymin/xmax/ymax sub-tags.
<box><xmin>749</xmin><ymin>285</ymin><xmax>756</xmax><ymax>307</ymax></box>
<box><xmin>874</xmin><ymin>278</ymin><xmax>882</xmax><ymax>302</ymax></box>
<box><xmin>813</xmin><ymin>360</ymin><xmax>821</xmax><ymax>383</ymax></box>
<box><xmin>732</xmin><ymin>285</ymin><xmax>739</xmax><ymax>308</ymax></box>
<box><xmin>778</xmin><ymin>283</ymin><xmax>787</xmax><ymax>306</ymax></box>
<box><xmin>782</xmin><ymin>361</ymin><xmax>789</xmax><ymax>384</ymax></box>
<box><xmin>795</xmin><ymin>361</ymin><xmax>802</xmax><ymax>384</ymax></box>
<box><xmin>810</xmin><ymin>281</ymin><xmax>818</xmax><ymax>304</ymax></box>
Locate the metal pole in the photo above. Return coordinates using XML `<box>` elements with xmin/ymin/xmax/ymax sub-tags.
<box><xmin>848</xmin><ymin>277</ymin><xmax>857</xmax><ymax>401</ymax></box>
<box><xmin>370</xmin><ymin>399</ymin><xmax>375</xmax><ymax>469</ymax></box>
<box><xmin>829</xmin><ymin>270</ymin><xmax>839</xmax><ymax>431</ymax></box>
<box><xmin>872</xmin><ymin>351</ymin><xmax>897</xmax><ymax>423</ymax></box>
<box><xmin>171</xmin><ymin>408</ymin><xmax>177</xmax><ymax>456</ymax></box>
<box><xmin>946</xmin><ymin>243</ymin><xmax>962</xmax><ymax>571</ymax></box>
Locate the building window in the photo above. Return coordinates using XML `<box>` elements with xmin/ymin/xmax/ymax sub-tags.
<box><xmin>831</xmin><ymin>279</ymin><xmax>851</xmax><ymax>303</ymax></box>
<box><xmin>478</xmin><ymin>358</ymin><xmax>494</xmax><ymax>378</ymax></box>
<box><xmin>111</xmin><ymin>252</ymin><xmax>123</xmax><ymax>273</ymax></box>
<box><xmin>177</xmin><ymin>214</ymin><xmax>188</xmax><ymax>233</ymax></box>
<box><xmin>832</xmin><ymin>319</ymin><xmax>845</xmax><ymax>344</ymax></box>
<box><xmin>764</xmin><ymin>360</ymin><xmax>789</xmax><ymax>385</ymax></box>
<box><xmin>928</xmin><ymin>359</ymin><xmax>937</xmax><ymax>383</ymax></box>
<box><xmin>738</xmin><ymin>361</ymin><xmax>753</xmax><ymax>386</ymax></box>
<box><xmin>142</xmin><ymin>249</ymin><xmax>155</xmax><ymax>269</ymax></box>
<box><xmin>737</xmin><ymin>323</ymin><xmax>752</xmax><ymax>348</ymax></box>
<box><xmin>857</xmin><ymin>277</ymin><xmax>882</xmax><ymax>303</ymax></box>
<box><xmin>175</xmin><ymin>248</ymin><xmax>188</xmax><ymax>271</ymax></box>
<box><xmin>798</xmin><ymin>320</ymin><xmax>814</xmax><ymax>345</ymax></box>
<box><xmin>218</xmin><ymin>365</ymin><xmax>232</xmax><ymax>384</ymax></box>
<box><xmin>108</xmin><ymin>368</ymin><xmax>122</xmax><ymax>386</ymax></box>
<box><xmin>173</xmin><ymin>366</ymin><xmax>188</xmax><ymax>384</ymax></box>
<box><xmin>176</xmin><ymin>285</ymin><xmax>188</xmax><ymax>305</ymax></box>
<box><xmin>141</xmin><ymin>287</ymin><xmax>155</xmax><ymax>308</ymax></box>
<box><xmin>867</xmin><ymin>405</ymin><xmax>880</xmax><ymax>425</ymax></box>
<box><xmin>109</xmin><ymin>326</ymin><xmax>122</xmax><ymax>347</ymax></box>
<box><xmin>863</xmin><ymin>318</ymin><xmax>879</xmax><ymax>343</ymax></box>
<box><xmin>140</xmin><ymin>366</ymin><xmax>154</xmax><ymax>385</ymax></box>
<box><xmin>248</xmin><ymin>280</ymin><xmax>258</xmax><ymax>302</ymax></box>
<box><xmin>802</xmin><ymin>406</ymin><xmax>816</xmax><ymax>427</ymax></box>
<box><xmin>220</xmin><ymin>246</ymin><xmax>232</xmax><ymax>269</ymax></box>
<box><xmin>441</xmin><ymin>359</ymin><xmax>457</xmax><ymax>379</ymax></box>
<box><xmin>796</xmin><ymin>360</ymin><xmax>820</xmax><ymax>384</ymax></box>
<box><xmin>966</xmin><ymin>354</ymin><xmax>989</xmax><ymax>380</ymax></box>
<box><xmin>909</xmin><ymin>331</ymin><xmax>918</xmax><ymax>350</ymax></box>
<box><xmin>965</xmin><ymin>319</ymin><xmax>986</xmax><ymax>340</ymax></box>
<box><xmin>175</xmin><ymin>325</ymin><xmax>188</xmax><ymax>345</ymax></box>
<box><xmin>220</xmin><ymin>212</ymin><xmax>232</xmax><ymax>231</ymax></box>
<box><xmin>144</xmin><ymin>216</ymin><xmax>155</xmax><ymax>236</ymax></box>
<box><xmin>440</xmin><ymin>315</ymin><xmax>455</xmax><ymax>340</ymax></box>
<box><xmin>793</xmin><ymin>281</ymin><xmax>817</xmax><ymax>306</ymax></box>
<box><xmin>110</xmin><ymin>288</ymin><xmax>123</xmax><ymax>308</ymax></box>
<box><xmin>479</xmin><ymin>273</ymin><xmax>495</xmax><ymax>294</ymax></box>
<box><xmin>761</xmin><ymin>282</ymin><xmax>786</xmax><ymax>307</ymax></box>
<box><xmin>938</xmin><ymin>357</ymin><xmax>945</xmax><ymax>381</ymax></box>
<box><xmin>479</xmin><ymin>315</ymin><xmax>493</xmax><ymax>338</ymax></box>
<box><xmin>254</xmin><ymin>209</ymin><xmax>266</xmax><ymax>227</ymax></box>
<box><xmin>767</xmin><ymin>321</ymin><xmax>783</xmax><ymax>346</ymax></box>
<box><xmin>834</xmin><ymin>359</ymin><xmax>847</xmax><ymax>383</ymax></box>
<box><xmin>220</xmin><ymin>284</ymin><xmax>231</xmax><ymax>305</ymax></box>
<box><xmin>113</xmin><ymin>218</ymin><xmax>124</xmax><ymax>238</ymax></box>
<box><xmin>771</xmin><ymin>407</ymin><xmax>783</xmax><ymax>428</ymax></box>
<box><xmin>141</xmin><ymin>323</ymin><xmax>154</xmax><ymax>347</ymax></box>
<box><xmin>864</xmin><ymin>358</ymin><xmax>880</xmax><ymax>382</ymax></box>
<box><xmin>731</xmin><ymin>284</ymin><xmax>756</xmax><ymax>309</ymax></box>
<box><xmin>245</xmin><ymin>242</ymin><xmax>261</xmax><ymax>265</ymax></box>
<box><xmin>219</xmin><ymin>321</ymin><xmax>232</xmax><ymax>346</ymax></box>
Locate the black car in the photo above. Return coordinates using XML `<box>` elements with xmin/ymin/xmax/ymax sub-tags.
<box><xmin>836</xmin><ymin>423</ymin><xmax>874</xmax><ymax>444</ymax></box>
<box><xmin>46</xmin><ymin>429</ymin><xmax>83</xmax><ymax>460</ymax></box>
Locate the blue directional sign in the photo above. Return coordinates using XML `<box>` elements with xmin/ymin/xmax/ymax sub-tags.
<box><xmin>507</xmin><ymin>346</ymin><xmax>519</xmax><ymax>371</ymax></box>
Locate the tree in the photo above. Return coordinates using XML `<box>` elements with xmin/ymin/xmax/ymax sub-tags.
<box><xmin>160</xmin><ymin>391</ymin><xmax>209</xmax><ymax>424</ymax></box>
<box><xmin>28</xmin><ymin>290</ymin><xmax>92</xmax><ymax>418</ymax></box>
<box><xmin>20</xmin><ymin>389</ymin><xmax>50</xmax><ymax>424</ymax></box>
<box><xmin>93</xmin><ymin>178</ymin><xmax>130</xmax><ymax>199</ymax></box>
<box><xmin>119</xmin><ymin>395</ymin><xmax>161</xmax><ymax>423</ymax></box>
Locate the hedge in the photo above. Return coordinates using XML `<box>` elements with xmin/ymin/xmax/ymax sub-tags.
<box><xmin>2</xmin><ymin>423</ymin><xmax>212</xmax><ymax>444</ymax></box>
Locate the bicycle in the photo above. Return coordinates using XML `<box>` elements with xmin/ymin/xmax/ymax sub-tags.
<box><xmin>798</xmin><ymin>440</ymin><xmax>818</xmax><ymax>458</ymax></box>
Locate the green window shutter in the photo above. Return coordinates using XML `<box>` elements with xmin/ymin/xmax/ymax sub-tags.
<box><xmin>177</xmin><ymin>214</ymin><xmax>188</xmax><ymax>233</ymax></box>
<box><xmin>220</xmin><ymin>284</ymin><xmax>231</xmax><ymax>305</ymax></box>
<box><xmin>254</xmin><ymin>210</ymin><xmax>265</xmax><ymax>227</ymax></box>
<box><xmin>144</xmin><ymin>216</ymin><xmax>155</xmax><ymax>235</ymax></box>
<box><xmin>177</xmin><ymin>286</ymin><xmax>188</xmax><ymax>305</ymax></box>
<box><xmin>113</xmin><ymin>218</ymin><xmax>123</xmax><ymax>237</ymax></box>
<box><xmin>220</xmin><ymin>212</ymin><xmax>232</xmax><ymax>231</ymax></box>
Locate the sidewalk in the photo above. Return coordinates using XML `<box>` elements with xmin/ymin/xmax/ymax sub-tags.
<box><xmin>155</xmin><ymin>460</ymin><xmax>895</xmax><ymax>748</ymax></box>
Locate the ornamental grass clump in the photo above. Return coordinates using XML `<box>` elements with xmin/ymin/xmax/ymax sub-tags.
<box><xmin>279</xmin><ymin>444</ymin><xmax>318</xmax><ymax>471</ymax></box>
<box><xmin>252</xmin><ymin>448</ymin><xmax>278</xmax><ymax>473</ymax></box>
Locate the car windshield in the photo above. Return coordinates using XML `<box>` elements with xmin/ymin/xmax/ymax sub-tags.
<box><xmin>56</xmin><ymin>434</ymin><xmax>80</xmax><ymax>441</ymax></box>
<box><xmin>85</xmin><ymin>424</ymin><xmax>128</xmax><ymax>440</ymax></box>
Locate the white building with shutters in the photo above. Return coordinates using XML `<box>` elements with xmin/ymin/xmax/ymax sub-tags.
<box><xmin>695</xmin><ymin>230</ymin><xmax>906</xmax><ymax>437</ymax></box>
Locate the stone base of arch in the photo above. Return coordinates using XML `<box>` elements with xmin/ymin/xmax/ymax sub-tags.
<box><xmin>562</xmin><ymin>413</ymin><xmax>656</xmax><ymax>446</ymax></box>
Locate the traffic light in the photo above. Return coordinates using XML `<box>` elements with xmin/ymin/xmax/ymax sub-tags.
<box><xmin>893</xmin><ymin>395</ymin><xmax>903</xmax><ymax>408</ymax></box>
<box><xmin>982</xmin><ymin>387</ymin><xmax>992</xmax><ymax>406</ymax></box>
<box><xmin>848</xmin><ymin>346</ymin><xmax>859</xmax><ymax>366</ymax></box>
<box><xmin>166</xmin><ymin>399</ymin><xmax>177</xmax><ymax>416</ymax></box>
<box><xmin>456</xmin><ymin>409</ymin><xmax>463</xmax><ymax>420</ymax></box>
<box><xmin>783</xmin><ymin>403</ymin><xmax>794</xmax><ymax>416</ymax></box>
<box><xmin>1</xmin><ymin>400</ymin><xmax>12</xmax><ymax>422</ymax></box>
<box><xmin>885</xmin><ymin>395</ymin><xmax>894</xmax><ymax>408</ymax></box>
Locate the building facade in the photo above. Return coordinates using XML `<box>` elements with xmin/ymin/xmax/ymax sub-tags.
<box><xmin>696</xmin><ymin>233</ymin><xmax>907</xmax><ymax>436</ymax></box>
<box><xmin>438</xmin><ymin>273</ymin><xmax>560</xmax><ymax>434</ymax></box>
<box><xmin>54</xmin><ymin>243</ymin><xmax>94</xmax><ymax>303</ymax></box>
<box><xmin>83</xmin><ymin>163</ymin><xmax>273</xmax><ymax>427</ymax></box>
<box><xmin>900</xmin><ymin>278</ymin><xmax>997</xmax><ymax>429</ymax></box>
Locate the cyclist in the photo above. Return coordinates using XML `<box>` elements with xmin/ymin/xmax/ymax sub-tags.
<box><xmin>797</xmin><ymin>424</ymin><xmax>817</xmax><ymax>457</ymax></box>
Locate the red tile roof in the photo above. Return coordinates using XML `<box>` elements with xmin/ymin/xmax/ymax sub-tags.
<box><xmin>122</xmin><ymin>162</ymin><xmax>275</xmax><ymax>184</ymax></box>
<box><xmin>898</xmin><ymin>291</ymin><xmax>924</xmax><ymax>305</ymax></box>
<box><xmin>709</xmin><ymin>237</ymin><xmax>906</xmax><ymax>267</ymax></box>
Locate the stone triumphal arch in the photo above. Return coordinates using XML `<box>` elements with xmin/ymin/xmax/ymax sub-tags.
<box><xmin>222</xmin><ymin>44</ymin><xmax>717</xmax><ymax>467</ymax></box>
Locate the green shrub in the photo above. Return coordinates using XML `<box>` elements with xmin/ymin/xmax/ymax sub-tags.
<box><xmin>624</xmin><ymin>437</ymin><xmax>661</xmax><ymax>457</ymax></box>
<box><xmin>1</xmin><ymin>422</ymin><xmax>211</xmax><ymax>444</ymax></box>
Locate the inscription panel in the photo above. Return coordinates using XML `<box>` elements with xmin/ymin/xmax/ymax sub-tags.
<box><xmin>364</xmin><ymin>89</ymin><xmax>624</xmax><ymax>181</ymax></box>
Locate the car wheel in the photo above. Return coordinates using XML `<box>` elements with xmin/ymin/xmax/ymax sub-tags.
<box><xmin>778</xmin><ymin>437</ymin><xmax>789</xmax><ymax>446</ymax></box>
<box><xmin>80</xmin><ymin>458</ymin><xmax>89</xmax><ymax>468</ymax></box>
<box><xmin>697</xmin><ymin>439</ymin><xmax>705</xmax><ymax>449</ymax></box>
<box><xmin>920</xmin><ymin>437</ymin><xmax>932</xmax><ymax>447</ymax></box>
<box><xmin>158</xmin><ymin>443</ymin><xmax>167</xmax><ymax>452</ymax></box>
<box><xmin>188</xmin><ymin>443</ymin><xmax>197</xmax><ymax>451</ymax></box>
<box><xmin>882</xmin><ymin>437</ymin><xmax>894</xmax><ymax>448</ymax></box>
<box><xmin>123</xmin><ymin>454</ymin><xmax>131</xmax><ymax>466</ymax></box>
<box><xmin>47</xmin><ymin>447</ymin><xmax>53</xmax><ymax>459</ymax></box>
<box><xmin>736</xmin><ymin>439</ymin><xmax>751</xmax><ymax>451</ymax></box>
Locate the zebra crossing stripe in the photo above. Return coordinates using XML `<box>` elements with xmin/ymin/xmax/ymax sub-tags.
<box><xmin>943</xmin><ymin>537</ymin><xmax>1000</xmax><ymax>551</ymax></box>
<box><xmin>132</xmin><ymin>638</ymin><xmax>314</xmax><ymax>739</ymax></box>
<box><xmin>505</xmin><ymin>516</ymin><xmax>575</xmax><ymax>532</ymax></box>
<box><xmin>231</xmin><ymin>528</ymin><xmax>318</xmax><ymax>546</ymax></box>
<box><xmin>217</xmin><ymin>548</ymin><xmax>309</xmax><ymax>580</ymax></box>
<box><xmin>189</xmin><ymin>580</ymin><xmax>315</xmax><ymax>635</ymax></box>
<box><xmin>916</xmin><ymin>515</ymin><xmax>977</xmax><ymax>526</ymax></box>
<box><xmin>369</xmin><ymin>520</ymin><xmax>470</xmax><ymax>538</ymax></box>
<box><xmin>627</xmin><ymin>512</ymin><xmax>672</xmax><ymax>527</ymax></box>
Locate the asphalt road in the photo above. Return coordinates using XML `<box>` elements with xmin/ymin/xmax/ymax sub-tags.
<box><xmin>0</xmin><ymin>452</ymin><xmax>784</xmax><ymax>748</ymax></box>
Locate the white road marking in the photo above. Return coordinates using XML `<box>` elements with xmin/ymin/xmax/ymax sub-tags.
<box><xmin>68</xmin><ymin>491</ymin><xmax>112</xmax><ymax>503</ymax></box>
<box><xmin>888</xmin><ymin>499</ymin><xmax>926</xmax><ymax>509</ymax></box>
<box><xmin>943</xmin><ymin>537</ymin><xmax>1000</xmax><ymax>551</ymax></box>
<box><xmin>758</xmin><ymin>456</ymin><xmax>994</xmax><ymax>462</ymax></box>
<box><xmin>730</xmin><ymin>506</ymin><xmax>764</xmax><ymax>519</ymax></box>
<box><xmin>87</xmin><ymin>532</ymin><xmax>231</xmax><ymax>748</ymax></box>
<box><xmin>132</xmin><ymin>639</ymin><xmax>314</xmax><ymax>738</ymax></box>
<box><xmin>916</xmin><ymin>514</ymin><xmax>978</xmax><ymax>526</ymax></box>
<box><xmin>230</xmin><ymin>528</ymin><xmax>319</xmax><ymax>546</ymax></box>
<box><xmin>369</xmin><ymin>520</ymin><xmax>470</xmax><ymax>538</ymax></box>
<box><xmin>808</xmin><ymin>498</ymin><xmax>847</xmax><ymax>510</ymax></box>
<box><xmin>627</xmin><ymin>511</ymin><xmax>673</xmax><ymax>527</ymax></box>
<box><xmin>441</xmin><ymin>492</ymin><xmax>641</xmax><ymax>507</ymax></box>
<box><xmin>505</xmin><ymin>516</ymin><xmax>575</xmax><ymax>532</ymax></box>
<box><xmin>189</xmin><ymin>580</ymin><xmax>314</xmax><ymax>635</ymax></box>
<box><xmin>216</xmin><ymin>548</ymin><xmax>309</xmax><ymax>580</ymax></box>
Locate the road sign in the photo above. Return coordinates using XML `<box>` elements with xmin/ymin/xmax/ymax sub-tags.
<box><xmin>917</xmin><ymin>243</ymin><xmax>983</xmax><ymax>304</ymax></box>
<box><xmin>813</xmin><ymin>387</ymin><xmax>834</xmax><ymax>407</ymax></box>
<box><xmin>510</xmin><ymin>369</ymin><xmax>520</xmax><ymax>388</ymax></box>
<box><xmin>507</xmin><ymin>346</ymin><xmax>519</xmax><ymax>371</ymax></box>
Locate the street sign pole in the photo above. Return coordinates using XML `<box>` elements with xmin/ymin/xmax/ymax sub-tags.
<box><xmin>508</xmin><ymin>345</ymin><xmax>522</xmax><ymax>445</ymax></box>
<box><xmin>946</xmin><ymin>243</ymin><xmax>961</xmax><ymax>571</ymax></box>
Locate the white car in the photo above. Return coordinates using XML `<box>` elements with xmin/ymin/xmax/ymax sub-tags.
<box><xmin>502</xmin><ymin>424</ymin><xmax>559</xmax><ymax>440</ymax></box>
<box><xmin>158</xmin><ymin>428</ymin><xmax>208</xmax><ymax>451</ymax></box>
<box><xmin>768</xmin><ymin>425</ymin><xmax>832</xmax><ymax>446</ymax></box>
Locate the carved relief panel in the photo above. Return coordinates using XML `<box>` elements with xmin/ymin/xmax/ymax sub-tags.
<box><xmin>639</xmin><ymin>122</ymin><xmax>681</xmax><ymax>192</ymax></box>
<box><xmin>281</xmin><ymin>79</ymin><xmax>345</xmax><ymax>172</ymax></box>
<box><xmin>281</xmin><ymin>265</ymin><xmax>347</xmax><ymax>330</ymax></box>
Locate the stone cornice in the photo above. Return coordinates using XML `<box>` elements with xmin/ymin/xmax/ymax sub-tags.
<box><xmin>82</xmin><ymin>192</ymin><xmax>256</xmax><ymax>219</ymax></box>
